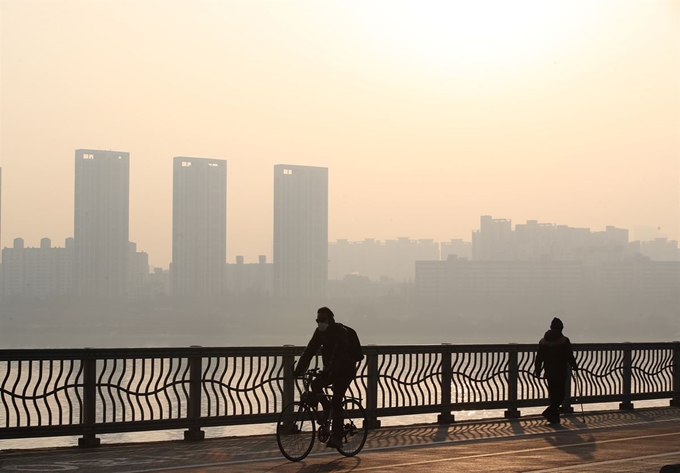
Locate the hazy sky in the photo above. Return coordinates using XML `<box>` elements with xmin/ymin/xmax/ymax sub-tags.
<box><xmin>1</xmin><ymin>0</ymin><xmax>678</xmax><ymax>268</ymax></box>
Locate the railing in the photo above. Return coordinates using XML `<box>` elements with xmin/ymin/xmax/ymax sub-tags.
<box><xmin>1</xmin><ymin>342</ymin><xmax>678</xmax><ymax>446</ymax></box>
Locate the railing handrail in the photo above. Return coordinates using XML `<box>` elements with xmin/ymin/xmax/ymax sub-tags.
<box><xmin>2</xmin><ymin>341</ymin><xmax>677</xmax><ymax>359</ymax></box>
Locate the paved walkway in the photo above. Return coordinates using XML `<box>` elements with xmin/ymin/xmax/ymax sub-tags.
<box><xmin>1</xmin><ymin>407</ymin><xmax>679</xmax><ymax>472</ymax></box>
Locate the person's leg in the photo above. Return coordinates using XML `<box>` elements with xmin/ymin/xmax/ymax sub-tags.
<box><xmin>542</xmin><ymin>378</ymin><xmax>555</xmax><ymax>421</ymax></box>
<box><xmin>329</xmin><ymin>377</ymin><xmax>352</xmax><ymax>445</ymax></box>
<box><xmin>311</xmin><ymin>373</ymin><xmax>332</xmax><ymax>420</ymax></box>
<box><xmin>547</xmin><ymin>376</ymin><xmax>566</xmax><ymax>423</ymax></box>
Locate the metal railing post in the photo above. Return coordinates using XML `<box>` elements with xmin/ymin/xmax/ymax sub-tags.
<box><xmin>504</xmin><ymin>344</ymin><xmax>520</xmax><ymax>419</ymax></box>
<box><xmin>283</xmin><ymin>346</ymin><xmax>296</xmax><ymax>408</ymax></box>
<box><xmin>619</xmin><ymin>343</ymin><xmax>634</xmax><ymax>410</ymax></box>
<box><xmin>78</xmin><ymin>350</ymin><xmax>101</xmax><ymax>447</ymax></box>
<box><xmin>672</xmin><ymin>341</ymin><xmax>680</xmax><ymax>407</ymax></box>
<box><xmin>365</xmin><ymin>347</ymin><xmax>381</xmax><ymax>429</ymax></box>
<box><xmin>438</xmin><ymin>344</ymin><xmax>454</xmax><ymax>424</ymax></box>
<box><xmin>184</xmin><ymin>347</ymin><xmax>205</xmax><ymax>441</ymax></box>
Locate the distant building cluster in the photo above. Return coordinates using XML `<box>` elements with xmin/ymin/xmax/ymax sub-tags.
<box><xmin>1</xmin><ymin>237</ymin><xmax>150</xmax><ymax>300</ymax></box>
<box><xmin>2</xmin><ymin>238</ymin><xmax>74</xmax><ymax>299</ymax></box>
<box><xmin>0</xmin><ymin>157</ymin><xmax>678</xmax><ymax>304</ymax></box>
<box><xmin>415</xmin><ymin>216</ymin><xmax>679</xmax><ymax>310</ymax></box>
<box><xmin>328</xmin><ymin>216</ymin><xmax>679</xmax><ymax>283</ymax></box>
<box><xmin>473</xmin><ymin>216</ymin><xmax>679</xmax><ymax>265</ymax></box>
<box><xmin>329</xmin><ymin>238</ymin><xmax>441</xmax><ymax>282</ymax></box>
<box><xmin>474</xmin><ymin>216</ymin><xmax>647</xmax><ymax>262</ymax></box>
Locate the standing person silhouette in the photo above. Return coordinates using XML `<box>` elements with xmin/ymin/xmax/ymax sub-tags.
<box><xmin>535</xmin><ymin>317</ymin><xmax>578</xmax><ymax>424</ymax></box>
<box><xmin>293</xmin><ymin>307</ymin><xmax>358</xmax><ymax>448</ymax></box>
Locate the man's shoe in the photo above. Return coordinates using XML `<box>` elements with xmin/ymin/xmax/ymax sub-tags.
<box><xmin>326</xmin><ymin>435</ymin><xmax>343</xmax><ymax>449</ymax></box>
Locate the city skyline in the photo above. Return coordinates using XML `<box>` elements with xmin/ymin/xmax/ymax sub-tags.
<box><xmin>1</xmin><ymin>1</ymin><xmax>678</xmax><ymax>268</ymax></box>
<box><xmin>2</xmin><ymin>164</ymin><xmax>677</xmax><ymax>299</ymax></box>
<box><xmin>3</xmin><ymin>208</ymin><xmax>677</xmax><ymax>301</ymax></box>
<box><xmin>0</xmin><ymin>144</ymin><xmax>680</xmax><ymax>268</ymax></box>
<box><xmin>0</xmin><ymin>152</ymin><xmax>677</xmax><ymax>269</ymax></box>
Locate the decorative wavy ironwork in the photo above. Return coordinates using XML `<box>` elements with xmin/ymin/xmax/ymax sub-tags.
<box><xmin>517</xmin><ymin>349</ymin><xmax>546</xmax><ymax>401</ymax></box>
<box><xmin>201</xmin><ymin>355</ymin><xmax>286</xmax><ymax>417</ymax></box>
<box><xmin>0</xmin><ymin>359</ymin><xmax>83</xmax><ymax>428</ymax></box>
<box><xmin>451</xmin><ymin>351</ymin><xmax>508</xmax><ymax>404</ymax></box>
<box><xmin>377</xmin><ymin>351</ymin><xmax>441</xmax><ymax>409</ymax></box>
<box><xmin>94</xmin><ymin>358</ymin><xmax>190</xmax><ymax>423</ymax></box>
<box><xmin>575</xmin><ymin>348</ymin><xmax>624</xmax><ymax>398</ymax></box>
<box><xmin>0</xmin><ymin>342</ymin><xmax>677</xmax><ymax>443</ymax></box>
<box><xmin>631</xmin><ymin>348</ymin><xmax>673</xmax><ymax>394</ymax></box>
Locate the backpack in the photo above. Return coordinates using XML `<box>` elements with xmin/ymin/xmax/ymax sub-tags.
<box><xmin>339</xmin><ymin>323</ymin><xmax>364</xmax><ymax>363</ymax></box>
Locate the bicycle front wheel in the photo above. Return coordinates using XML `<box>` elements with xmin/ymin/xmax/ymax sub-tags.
<box><xmin>337</xmin><ymin>398</ymin><xmax>368</xmax><ymax>457</ymax></box>
<box><xmin>277</xmin><ymin>401</ymin><xmax>316</xmax><ymax>462</ymax></box>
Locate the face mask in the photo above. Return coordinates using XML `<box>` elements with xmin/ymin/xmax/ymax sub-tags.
<box><xmin>317</xmin><ymin>322</ymin><xmax>329</xmax><ymax>332</ymax></box>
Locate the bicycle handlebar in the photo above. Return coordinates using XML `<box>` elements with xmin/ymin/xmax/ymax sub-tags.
<box><xmin>294</xmin><ymin>367</ymin><xmax>325</xmax><ymax>391</ymax></box>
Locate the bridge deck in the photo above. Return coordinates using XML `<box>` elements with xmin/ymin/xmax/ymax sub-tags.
<box><xmin>1</xmin><ymin>407</ymin><xmax>679</xmax><ymax>473</ymax></box>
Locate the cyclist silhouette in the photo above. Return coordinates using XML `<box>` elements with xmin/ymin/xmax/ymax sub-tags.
<box><xmin>293</xmin><ymin>307</ymin><xmax>358</xmax><ymax>449</ymax></box>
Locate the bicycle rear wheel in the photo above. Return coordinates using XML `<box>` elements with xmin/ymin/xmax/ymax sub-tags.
<box><xmin>337</xmin><ymin>398</ymin><xmax>368</xmax><ymax>456</ymax></box>
<box><xmin>277</xmin><ymin>401</ymin><xmax>316</xmax><ymax>462</ymax></box>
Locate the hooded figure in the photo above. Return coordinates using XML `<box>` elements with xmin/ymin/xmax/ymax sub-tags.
<box><xmin>535</xmin><ymin>317</ymin><xmax>578</xmax><ymax>424</ymax></box>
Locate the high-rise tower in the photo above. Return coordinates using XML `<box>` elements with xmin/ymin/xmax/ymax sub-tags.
<box><xmin>172</xmin><ymin>157</ymin><xmax>227</xmax><ymax>296</ymax></box>
<box><xmin>74</xmin><ymin>149</ymin><xmax>130</xmax><ymax>298</ymax></box>
<box><xmin>273</xmin><ymin>164</ymin><xmax>328</xmax><ymax>297</ymax></box>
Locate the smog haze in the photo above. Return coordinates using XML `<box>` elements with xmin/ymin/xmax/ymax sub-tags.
<box><xmin>1</xmin><ymin>1</ymin><xmax>678</xmax><ymax>267</ymax></box>
<box><xmin>0</xmin><ymin>1</ymin><xmax>678</xmax><ymax>349</ymax></box>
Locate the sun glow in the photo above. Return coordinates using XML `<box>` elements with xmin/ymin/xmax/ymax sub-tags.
<box><xmin>354</xmin><ymin>0</ymin><xmax>603</xmax><ymax>74</ymax></box>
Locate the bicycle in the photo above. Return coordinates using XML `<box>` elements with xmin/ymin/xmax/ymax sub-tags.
<box><xmin>276</xmin><ymin>368</ymin><xmax>368</xmax><ymax>462</ymax></box>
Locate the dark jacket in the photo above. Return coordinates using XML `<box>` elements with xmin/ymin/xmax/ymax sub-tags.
<box><xmin>295</xmin><ymin>322</ymin><xmax>357</xmax><ymax>379</ymax></box>
<box><xmin>535</xmin><ymin>329</ymin><xmax>578</xmax><ymax>379</ymax></box>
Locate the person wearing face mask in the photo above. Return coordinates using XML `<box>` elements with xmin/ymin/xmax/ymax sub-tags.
<box><xmin>293</xmin><ymin>306</ymin><xmax>358</xmax><ymax>449</ymax></box>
